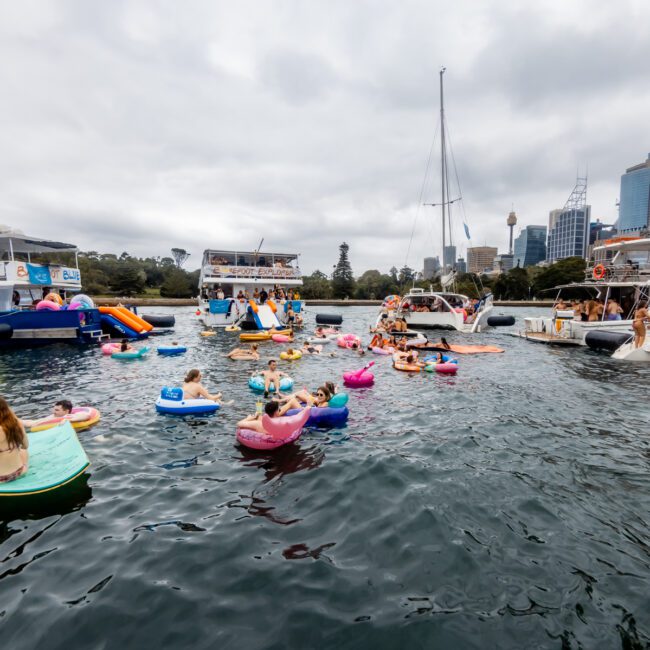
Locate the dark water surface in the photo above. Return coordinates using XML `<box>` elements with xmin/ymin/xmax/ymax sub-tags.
<box><xmin>1</xmin><ymin>306</ymin><xmax>649</xmax><ymax>649</ymax></box>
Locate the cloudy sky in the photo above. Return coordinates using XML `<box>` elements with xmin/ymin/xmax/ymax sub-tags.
<box><xmin>2</xmin><ymin>0</ymin><xmax>649</xmax><ymax>275</ymax></box>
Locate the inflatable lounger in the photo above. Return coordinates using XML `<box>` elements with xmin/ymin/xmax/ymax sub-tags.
<box><xmin>0</xmin><ymin>422</ymin><xmax>89</xmax><ymax>497</ymax></box>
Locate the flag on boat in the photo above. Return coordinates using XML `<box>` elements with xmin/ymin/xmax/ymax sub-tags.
<box><xmin>463</xmin><ymin>223</ymin><xmax>471</xmax><ymax>240</ymax></box>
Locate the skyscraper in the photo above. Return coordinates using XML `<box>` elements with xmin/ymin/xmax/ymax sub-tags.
<box><xmin>422</xmin><ymin>256</ymin><xmax>440</xmax><ymax>280</ymax></box>
<box><xmin>546</xmin><ymin>177</ymin><xmax>591</xmax><ymax>262</ymax></box>
<box><xmin>513</xmin><ymin>225</ymin><xmax>547</xmax><ymax>267</ymax></box>
<box><xmin>443</xmin><ymin>245</ymin><xmax>456</xmax><ymax>269</ymax></box>
<box><xmin>618</xmin><ymin>153</ymin><xmax>650</xmax><ymax>233</ymax></box>
<box><xmin>467</xmin><ymin>246</ymin><xmax>497</xmax><ymax>274</ymax></box>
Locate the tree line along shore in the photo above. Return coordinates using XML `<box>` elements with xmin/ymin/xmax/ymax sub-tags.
<box><xmin>34</xmin><ymin>243</ymin><xmax>585</xmax><ymax>302</ymax></box>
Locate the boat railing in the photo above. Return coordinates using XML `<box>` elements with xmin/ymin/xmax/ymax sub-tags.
<box><xmin>201</xmin><ymin>264</ymin><xmax>301</xmax><ymax>280</ymax></box>
<box><xmin>585</xmin><ymin>261</ymin><xmax>650</xmax><ymax>282</ymax></box>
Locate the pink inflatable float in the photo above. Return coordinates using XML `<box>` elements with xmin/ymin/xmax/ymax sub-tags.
<box><xmin>371</xmin><ymin>346</ymin><xmax>394</xmax><ymax>355</ymax></box>
<box><xmin>343</xmin><ymin>361</ymin><xmax>375</xmax><ymax>388</ymax></box>
<box><xmin>236</xmin><ymin>407</ymin><xmax>312</xmax><ymax>450</ymax></box>
<box><xmin>36</xmin><ymin>300</ymin><xmax>61</xmax><ymax>311</ymax></box>
<box><xmin>271</xmin><ymin>334</ymin><xmax>291</xmax><ymax>343</ymax></box>
<box><xmin>337</xmin><ymin>333</ymin><xmax>362</xmax><ymax>349</ymax></box>
<box><xmin>435</xmin><ymin>362</ymin><xmax>458</xmax><ymax>374</ymax></box>
<box><xmin>101</xmin><ymin>342</ymin><xmax>122</xmax><ymax>355</ymax></box>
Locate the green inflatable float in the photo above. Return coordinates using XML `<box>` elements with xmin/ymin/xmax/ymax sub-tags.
<box><xmin>0</xmin><ymin>421</ymin><xmax>90</xmax><ymax>497</ymax></box>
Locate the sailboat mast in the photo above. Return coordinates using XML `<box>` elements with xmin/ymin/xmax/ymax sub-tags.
<box><xmin>439</xmin><ymin>67</ymin><xmax>447</xmax><ymax>270</ymax></box>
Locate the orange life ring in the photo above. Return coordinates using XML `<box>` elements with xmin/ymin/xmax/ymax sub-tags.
<box><xmin>593</xmin><ymin>264</ymin><xmax>606</xmax><ymax>280</ymax></box>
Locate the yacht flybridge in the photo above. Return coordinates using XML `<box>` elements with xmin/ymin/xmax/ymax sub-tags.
<box><xmin>516</xmin><ymin>237</ymin><xmax>650</xmax><ymax>361</ymax></box>
<box><xmin>197</xmin><ymin>249</ymin><xmax>304</xmax><ymax>328</ymax></box>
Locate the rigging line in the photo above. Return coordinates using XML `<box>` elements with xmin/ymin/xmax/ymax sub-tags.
<box><xmin>404</xmin><ymin>119</ymin><xmax>440</xmax><ymax>269</ymax></box>
<box><xmin>445</xmin><ymin>119</ymin><xmax>485</xmax><ymax>293</ymax></box>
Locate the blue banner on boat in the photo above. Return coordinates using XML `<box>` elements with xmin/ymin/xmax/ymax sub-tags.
<box><xmin>464</xmin><ymin>223</ymin><xmax>471</xmax><ymax>240</ymax></box>
<box><xmin>27</xmin><ymin>264</ymin><xmax>52</xmax><ymax>285</ymax></box>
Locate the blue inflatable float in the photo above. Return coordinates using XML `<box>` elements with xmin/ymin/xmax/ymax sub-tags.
<box><xmin>286</xmin><ymin>406</ymin><xmax>349</xmax><ymax>428</ymax></box>
<box><xmin>157</xmin><ymin>345</ymin><xmax>187</xmax><ymax>356</ymax></box>
<box><xmin>248</xmin><ymin>376</ymin><xmax>294</xmax><ymax>392</ymax></box>
<box><xmin>155</xmin><ymin>387</ymin><xmax>220</xmax><ymax>415</ymax></box>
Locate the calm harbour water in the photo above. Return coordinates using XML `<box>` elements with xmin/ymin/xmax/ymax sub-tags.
<box><xmin>1</xmin><ymin>306</ymin><xmax>649</xmax><ymax>649</ymax></box>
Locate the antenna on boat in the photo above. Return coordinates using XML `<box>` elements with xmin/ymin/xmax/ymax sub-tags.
<box><xmin>253</xmin><ymin>238</ymin><xmax>264</xmax><ymax>265</ymax></box>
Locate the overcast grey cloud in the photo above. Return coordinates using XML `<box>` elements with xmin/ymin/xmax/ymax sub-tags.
<box><xmin>1</xmin><ymin>0</ymin><xmax>649</xmax><ymax>274</ymax></box>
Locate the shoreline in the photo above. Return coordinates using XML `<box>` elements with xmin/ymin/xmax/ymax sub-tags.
<box><xmin>92</xmin><ymin>297</ymin><xmax>554</xmax><ymax>308</ymax></box>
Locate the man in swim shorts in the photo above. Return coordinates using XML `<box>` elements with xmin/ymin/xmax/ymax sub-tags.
<box><xmin>20</xmin><ymin>400</ymin><xmax>87</xmax><ymax>428</ymax></box>
<box><xmin>261</xmin><ymin>359</ymin><xmax>289</xmax><ymax>398</ymax></box>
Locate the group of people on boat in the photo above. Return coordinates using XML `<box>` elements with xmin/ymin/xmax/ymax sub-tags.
<box><xmin>204</xmin><ymin>285</ymin><xmax>300</xmax><ymax>304</ymax></box>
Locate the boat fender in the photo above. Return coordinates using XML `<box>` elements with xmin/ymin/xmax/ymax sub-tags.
<box><xmin>487</xmin><ymin>315</ymin><xmax>516</xmax><ymax>327</ymax></box>
<box><xmin>316</xmin><ymin>313</ymin><xmax>343</xmax><ymax>325</ymax></box>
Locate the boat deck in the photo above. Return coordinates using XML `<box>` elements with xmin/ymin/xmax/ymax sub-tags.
<box><xmin>509</xmin><ymin>331</ymin><xmax>583</xmax><ymax>346</ymax></box>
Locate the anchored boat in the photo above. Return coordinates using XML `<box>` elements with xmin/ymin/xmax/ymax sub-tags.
<box><xmin>515</xmin><ymin>237</ymin><xmax>650</xmax><ymax>359</ymax></box>
<box><xmin>198</xmin><ymin>248</ymin><xmax>304</xmax><ymax>329</ymax></box>
<box><xmin>0</xmin><ymin>228</ymin><xmax>105</xmax><ymax>347</ymax></box>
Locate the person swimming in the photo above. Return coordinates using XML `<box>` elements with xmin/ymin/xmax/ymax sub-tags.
<box><xmin>227</xmin><ymin>344</ymin><xmax>259</xmax><ymax>360</ymax></box>
<box><xmin>20</xmin><ymin>400</ymin><xmax>88</xmax><ymax>428</ymax></box>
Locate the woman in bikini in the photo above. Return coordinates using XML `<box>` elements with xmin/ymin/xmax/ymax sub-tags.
<box><xmin>182</xmin><ymin>369</ymin><xmax>222</xmax><ymax>402</ymax></box>
<box><xmin>633</xmin><ymin>301</ymin><xmax>649</xmax><ymax>349</ymax></box>
<box><xmin>0</xmin><ymin>397</ymin><xmax>29</xmax><ymax>484</ymax></box>
<box><xmin>227</xmin><ymin>344</ymin><xmax>259</xmax><ymax>360</ymax></box>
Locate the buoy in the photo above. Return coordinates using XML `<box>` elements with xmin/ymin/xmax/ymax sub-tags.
<box><xmin>195</xmin><ymin>309</ymin><xmax>201</xmax><ymax>315</ymax></box>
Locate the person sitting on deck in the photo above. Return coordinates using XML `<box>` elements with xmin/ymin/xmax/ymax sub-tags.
<box><xmin>20</xmin><ymin>400</ymin><xmax>87</xmax><ymax>429</ymax></box>
<box><xmin>0</xmin><ymin>397</ymin><xmax>29</xmax><ymax>484</ymax></box>
<box><xmin>182</xmin><ymin>369</ymin><xmax>222</xmax><ymax>403</ymax></box>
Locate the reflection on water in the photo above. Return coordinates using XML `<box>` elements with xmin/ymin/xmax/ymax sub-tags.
<box><xmin>1</xmin><ymin>306</ymin><xmax>649</xmax><ymax>649</ymax></box>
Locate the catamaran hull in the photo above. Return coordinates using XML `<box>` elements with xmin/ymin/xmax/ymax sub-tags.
<box><xmin>0</xmin><ymin>309</ymin><xmax>104</xmax><ymax>348</ymax></box>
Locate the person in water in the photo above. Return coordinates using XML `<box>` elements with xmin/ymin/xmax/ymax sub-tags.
<box><xmin>120</xmin><ymin>338</ymin><xmax>135</xmax><ymax>353</ymax></box>
<box><xmin>182</xmin><ymin>369</ymin><xmax>222</xmax><ymax>402</ymax></box>
<box><xmin>0</xmin><ymin>397</ymin><xmax>29</xmax><ymax>483</ymax></box>
<box><xmin>261</xmin><ymin>359</ymin><xmax>289</xmax><ymax>398</ymax></box>
<box><xmin>227</xmin><ymin>343</ymin><xmax>259</xmax><ymax>360</ymax></box>
<box><xmin>633</xmin><ymin>301</ymin><xmax>649</xmax><ymax>348</ymax></box>
<box><xmin>236</xmin><ymin>400</ymin><xmax>306</xmax><ymax>434</ymax></box>
<box><xmin>20</xmin><ymin>399</ymin><xmax>87</xmax><ymax>428</ymax></box>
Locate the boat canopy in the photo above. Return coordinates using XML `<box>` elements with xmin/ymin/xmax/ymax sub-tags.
<box><xmin>0</xmin><ymin>231</ymin><xmax>78</xmax><ymax>258</ymax></box>
<box><xmin>202</xmin><ymin>250</ymin><xmax>299</xmax><ymax>266</ymax></box>
<box><xmin>593</xmin><ymin>238</ymin><xmax>650</xmax><ymax>253</ymax></box>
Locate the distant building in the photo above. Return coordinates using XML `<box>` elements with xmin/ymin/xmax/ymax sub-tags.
<box><xmin>443</xmin><ymin>245</ymin><xmax>456</xmax><ymax>269</ymax></box>
<box><xmin>467</xmin><ymin>246</ymin><xmax>497</xmax><ymax>274</ymax></box>
<box><xmin>546</xmin><ymin>176</ymin><xmax>591</xmax><ymax>262</ymax></box>
<box><xmin>422</xmin><ymin>256</ymin><xmax>440</xmax><ymax>280</ymax></box>
<box><xmin>618</xmin><ymin>154</ymin><xmax>650</xmax><ymax>233</ymax></box>
<box><xmin>513</xmin><ymin>225</ymin><xmax>547</xmax><ymax>267</ymax></box>
<box><xmin>493</xmin><ymin>254</ymin><xmax>514</xmax><ymax>273</ymax></box>
<box><xmin>456</xmin><ymin>257</ymin><xmax>466</xmax><ymax>274</ymax></box>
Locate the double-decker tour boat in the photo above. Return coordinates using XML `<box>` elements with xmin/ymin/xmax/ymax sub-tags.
<box><xmin>197</xmin><ymin>248</ymin><xmax>304</xmax><ymax>329</ymax></box>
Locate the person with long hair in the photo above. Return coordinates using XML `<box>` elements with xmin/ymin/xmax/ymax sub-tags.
<box><xmin>633</xmin><ymin>301</ymin><xmax>649</xmax><ymax>349</ymax></box>
<box><xmin>182</xmin><ymin>369</ymin><xmax>222</xmax><ymax>402</ymax></box>
<box><xmin>0</xmin><ymin>397</ymin><xmax>29</xmax><ymax>483</ymax></box>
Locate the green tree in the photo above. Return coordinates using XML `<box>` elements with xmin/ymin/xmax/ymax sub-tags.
<box><xmin>332</xmin><ymin>242</ymin><xmax>355</xmax><ymax>298</ymax></box>
<box><xmin>301</xmin><ymin>270</ymin><xmax>333</xmax><ymax>299</ymax></box>
<box><xmin>492</xmin><ymin>267</ymin><xmax>530</xmax><ymax>300</ymax></box>
<box><xmin>109</xmin><ymin>262</ymin><xmax>146</xmax><ymax>296</ymax></box>
<box><xmin>160</xmin><ymin>268</ymin><xmax>195</xmax><ymax>298</ymax></box>
<box><xmin>532</xmin><ymin>257</ymin><xmax>586</xmax><ymax>297</ymax></box>
<box><xmin>398</xmin><ymin>265</ymin><xmax>415</xmax><ymax>290</ymax></box>
<box><xmin>171</xmin><ymin>248</ymin><xmax>190</xmax><ymax>268</ymax></box>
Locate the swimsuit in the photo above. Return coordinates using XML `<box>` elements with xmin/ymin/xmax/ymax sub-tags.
<box><xmin>0</xmin><ymin>460</ymin><xmax>26</xmax><ymax>483</ymax></box>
